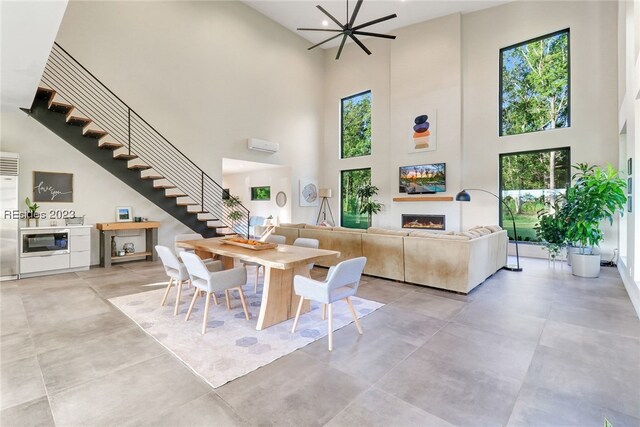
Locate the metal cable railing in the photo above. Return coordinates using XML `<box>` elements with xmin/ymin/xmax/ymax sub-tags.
<box><xmin>41</xmin><ymin>42</ymin><xmax>250</xmax><ymax>237</ymax></box>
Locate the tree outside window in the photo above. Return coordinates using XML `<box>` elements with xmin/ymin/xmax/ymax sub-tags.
<box><xmin>341</xmin><ymin>91</ymin><xmax>371</xmax><ymax>158</ymax></box>
<box><xmin>499</xmin><ymin>148</ymin><xmax>570</xmax><ymax>242</ymax></box>
<box><xmin>500</xmin><ymin>29</ymin><xmax>570</xmax><ymax>136</ymax></box>
<box><xmin>341</xmin><ymin>168</ymin><xmax>371</xmax><ymax>229</ymax></box>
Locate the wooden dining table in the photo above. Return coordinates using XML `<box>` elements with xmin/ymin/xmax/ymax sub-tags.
<box><xmin>176</xmin><ymin>238</ymin><xmax>340</xmax><ymax>330</ymax></box>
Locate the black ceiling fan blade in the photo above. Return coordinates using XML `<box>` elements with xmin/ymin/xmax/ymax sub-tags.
<box><xmin>348</xmin><ymin>34</ymin><xmax>371</xmax><ymax>55</ymax></box>
<box><xmin>316</xmin><ymin>5</ymin><xmax>345</xmax><ymax>29</ymax></box>
<box><xmin>351</xmin><ymin>13</ymin><xmax>397</xmax><ymax>31</ymax></box>
<box><xmin>308</xmin><ymin>33</ymin><xmax>344</xmax><ymax>50</ymax></box>
<box><xmin>348</xmin><ymin>0</ymin><xmax>364</xmax><ymax>28</ymax></box>
<box><xmin>352</xmin><ymin>30</ymin><xmax>396</xmax><ymax>40</ymax></box>
<box><xmin>336</xmin><ymin>34</ymin><xmax>348</xmax><ymax>60</ymax></box>
<box><xmin>297</xmin><ymin>28</ymin><xmax>344</xmax><ymax>32</ymax></box>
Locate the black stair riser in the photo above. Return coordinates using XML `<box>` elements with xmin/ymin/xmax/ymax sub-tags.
<box><xmin>28</xmin><ymin>98</ymin><xmax>218</xmax><ymax>237</ymax></box>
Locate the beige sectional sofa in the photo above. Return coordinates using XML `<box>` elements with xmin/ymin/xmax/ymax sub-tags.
<box><xmin>274</xmin><ymin>223</ymin><xmax>507</xmax><ymax>294</ymax></box>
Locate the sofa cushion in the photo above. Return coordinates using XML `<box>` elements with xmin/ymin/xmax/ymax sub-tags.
<box><xmin>332</xmin><ymin>226</ymin><xmax>366</xmax><ymax>233</ymax></box>
<box><xmin>279</xmin><ymin>223</ymin><xmax>306</xmax><ymax>228</ymax></box>
<box><xmin>484</xmin><ymin>225</ymin><xmax>503</xmax><ymax>233</ymax></box>
<box><xmin>367</xmin><ymin>227</ymin><xmax>409</xmax><ymax>236</ymax></box>
<box><xmin>304</xmin><ymin>224</ymin><xmax>333</xmax><ymax>230</ymax></box>
<box><xmin>432</xmin><ymin>233</ymin><xmax>471</xmax><ymax>241</ymax></box>
<box><xmin>457</xmin><ymin>231</ymin><xmax>480</xmax><ymax>239</ymax></box>
<box><xmin>473</xmin><ymin>227</ymin><xmax>492</xmax><ymax>236</ymax></box>
<box><xmin>408</xmin><ymin>230</ymin><xmax>438</xmax><ymax>238</ymax></box>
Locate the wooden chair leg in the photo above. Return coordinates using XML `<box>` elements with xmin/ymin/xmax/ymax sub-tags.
<box><xmin>212</xmin><ymin>292</ymin><xmax>219</xmax><ymax>306</ymax></box>
<box><xmin>291</xmin><ymin>296</ymin><xmax>305</xmax><ymax>333</ymax></box>
<box><xmin>327</xmin><ymin>303</ymin><xmax>333</xmax><ymax>351</ymax></box>
<box><xmin>202</xmin><ymin>292</ymin><xmax>211</xmax><ymax>334</ymax></box>
<box><xmin>160</xmin><ymin>277</ymin><xmax>173</xmax><ymax>306</ymax></box>
<box><xmin>345</xmin><ymin>297</ymin><xmax>363</xmax><ymax>334</ymax></box>
<box><xmin>254</xmin><ymin>265</ymin><xmax>259</xmax><ymax>293</ymax></box>
<box><xmin>236</xmin><ymin>287</ymin><xmax>250</xmax><ymax>320</ymax></box>
<box><xmin>174</xmin><ymin>280</ymin><xmax>183</xmax><ymax>316</ymax></box>
<box><xmin>322</xmin><ymin>304</ymin><xmax>326</xmax><ymax>321</ymax></box>
<box><xmin>185</xmin><ymin>289</ymin><xmax>199</xmax><ymax>321</ymax></box>
<box><xmin>225</xmin><ymin>289</ymin><xmax>231</xmax><ymax>310</ymax></box>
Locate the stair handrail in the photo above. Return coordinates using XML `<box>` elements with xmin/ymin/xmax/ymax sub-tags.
<box><xmin>42</xmin><ymin>42</ymin><xmax>250</xmax><ymax>236</ymax></box>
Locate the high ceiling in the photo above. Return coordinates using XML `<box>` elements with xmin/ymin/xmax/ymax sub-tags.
<box><xmin>223</xmin><ymin>158</ymin><xmax>289</xmax><ymax>174</ymax></box>
<box><xmin>243</xmin><ymin>0</ymin><xmax>511</xmax><ymax>49</ymax></box>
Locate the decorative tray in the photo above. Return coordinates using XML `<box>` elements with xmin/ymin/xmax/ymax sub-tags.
<box><xmin>220</xmin><ymin>237</ymin><xmax>278</xmax><ymax>251</ymax></box>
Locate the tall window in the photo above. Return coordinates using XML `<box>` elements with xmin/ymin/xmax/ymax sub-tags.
<box><xmin>499</xmin><ymin>148</ymin><xmax>570</xmax><ymax>242</ymax></box>
<box><xmin>341</xmin><ymin>91</ymin><xmax>371</xmax><ymax>158</ymax></box>
<box><xmin>341</xmin><ymin>168</ymin><xmax>371</xmax><ymax>229</ymax></box>
<box><xmin>500</xmin><ymin>29</ymin><xmax>570</xmax><ymax>136</ymax></box>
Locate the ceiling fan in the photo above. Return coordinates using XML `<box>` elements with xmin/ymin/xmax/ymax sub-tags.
<box><xmin>297</xmin><ymin>0</ymin><xmax>397</xmax><ymax>60</ymax></box>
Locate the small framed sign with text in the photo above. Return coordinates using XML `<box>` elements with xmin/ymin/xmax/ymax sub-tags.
<box><xmin>33</xmin><ymin>171</ymin><xmax>73</xmax><ymax>202</ymax></box>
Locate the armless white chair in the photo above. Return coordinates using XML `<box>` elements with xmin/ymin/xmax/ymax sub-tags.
<box><xmin>291</xmin><ymin>257</ymin><xmax>367</xmax><ymax>351</ymax></box>
<box><xmin>181</xmin><ymin>252</ymin><xmax>250</xmax><ymax>334</ymax></box>
<box><xmin>155</xmin><ymin>245</ymin><xmax>222</xmax><ymax>316</ymax></box>
<box><xmin>293</xmin><ymin>237</ymin><xmax>320</xmax><ymax>271</ymax></box>
<box><xmin>174</xmin><ymin>233</ymin><xmax>204</xmax><ymax>257</ymax></box>
<box><xmin>245</xmin><ymin>234</ymin><xmax>287</xmax><ymax>293</ymax></box>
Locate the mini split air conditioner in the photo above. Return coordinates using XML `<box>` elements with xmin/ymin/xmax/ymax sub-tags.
<box><xmin>247</xmin><ymin>138</ymin><xmax>279</xmax><ymax>153</ymax></box>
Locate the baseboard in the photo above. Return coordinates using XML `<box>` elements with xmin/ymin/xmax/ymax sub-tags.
<box><xmin>617</xmin><ymin>259</ymin><xmax>640</xmax><ymax>319</ymax></box>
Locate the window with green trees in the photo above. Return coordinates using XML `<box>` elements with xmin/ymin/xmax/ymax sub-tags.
<box><xmin>499</xmin><ymin>147</ymin><xmax>570</xmax><ymax>242</ymax></box>
<box><xmin>341</xmin><ymin>91</ymin><xmax>371</xmax><ymax>158</ymax></box>
<box><xmin>341</xmin><ymin>168</ymin><xmax>371</xmax><ymax>229</ymax></box>
<box><xmin>500</xmin><ymin>29</ymin><xmax>570</xmax><ymax>136</ymax></box>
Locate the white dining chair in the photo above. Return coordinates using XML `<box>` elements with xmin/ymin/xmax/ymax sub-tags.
<box><xmin>293</xmin><ymin>237</ymin><xmax>320</xmax><ymax>271</ymax></box>
<box><xmin>291</xmin><ymin>257</ymin><xmax>367</xmax><ymax>351</ymax></box>
<box><xmin>245</xmin><ymin>234</ymin><xmax>286</xmax><ymax>293</ymax></box>
<box><xmin>181</xmin><ymin>252</ymin><xmax>250</xmax><ymax>334</ymax></box>
<box><xmin>155</xmin><ymin>245</ymin><xmax>222</xmax><ymax>315</ymax></box>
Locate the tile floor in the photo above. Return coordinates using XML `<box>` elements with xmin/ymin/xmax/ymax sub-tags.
<box><xmin>1</xmin><ymin>258</ymin><xmax>639</xmax><ymax>426</ymax></box>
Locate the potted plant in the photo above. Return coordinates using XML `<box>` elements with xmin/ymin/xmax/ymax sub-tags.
<box><xmin>356</xmin><ymin>184</ymin><xmax>383</xmax><ymax>228</ymax></box>
<box><xmin>25</xmin><ymin>197</ymin><xmax>40</xmax><ymax>227</ymax></box>
<box><xmin>223</xmin><ymin>194</ymin><xmax>246</xmax><ymax>237</ymax></box>
<box><xmin>564</xmin><ymin>163</ymin><xmax>626</xmax><ymax>277</ymax></box>
<box><xmin>535</xmin><ymin>199</ymin><xmax>568</xmax><ymax>263</ymax></box>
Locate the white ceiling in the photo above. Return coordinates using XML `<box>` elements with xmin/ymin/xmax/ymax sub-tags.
<box><xmin>243</xmin><ymin>0</ymin><xmax>511</xmax><ymax>49</ymax></box>
<box><xmin>0</xmin><ymin>1</ymin><xmax>68</xmax><ymax>111</ymax></box>
<box><xmin>223</xmin><ymin>158</ymin><xmax>289</xmax><ymax>174</ymax></box>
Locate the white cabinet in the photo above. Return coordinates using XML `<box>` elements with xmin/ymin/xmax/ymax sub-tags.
<box><xmin>19</xmin><ymin>225</ymin><xmax>92</xmax><ymax>277</ymax></box>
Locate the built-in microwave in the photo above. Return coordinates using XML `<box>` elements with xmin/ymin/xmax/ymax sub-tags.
<box><xmin>21</xmin><ymin>229</ymin><xmax>70</xmax><ymax>257</ymax></box>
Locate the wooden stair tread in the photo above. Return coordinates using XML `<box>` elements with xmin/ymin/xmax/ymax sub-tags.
<box><xmin>128</xmin><ymin>164</ymin><xmax>151</xmax><ymax>170</ymax></box>
<box><xmin>154</xmin><ymin>185</ymin><xmax>176</xmax><ymax>189</ymax></box>
<box><xmin>114</xmin><ymin>153</ymin><xmax>138</xmax><ymax>160</ymax></box>
<box><xmin>49</xmin><ymin>102</ymin><xmax>73</xmax><ymax>114</ymax></box>
<box><xmin>177</xmin><ymin>202</ymin><xmax>199</xmax><ymax>206</ymax></box>
<box><xmin>67</xmin><ymin>116</ymin><xmax>92</xmax><ymax>127</ymax></box>
<box><xmin>36</xmin><ymin>87</ymin><xmax>55</xmax><ymax>101</ymax></box>
<box><xmin>98</xmin><ymin>140</ymin><xmax>123</xmax><ymax>149</ymax></box>
<box><xmin>83</xmin><ymin>129</ymin><xmax>108</xmax><ymax>138</ymax></box>
<box><xmin>165</xmin><ymin>193</ymin><xmax>187</xmax><ymax>198</ymax></box>
<box><xmin>141</xmin><ymin>175</ymin><xmax>163</xmax><ymax>180</ymax></box>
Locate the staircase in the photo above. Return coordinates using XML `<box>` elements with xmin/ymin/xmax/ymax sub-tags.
<box><xmin>25</xmin><ymin>43</ymin><xmax>249</xmax><ymax>238</ymax></box>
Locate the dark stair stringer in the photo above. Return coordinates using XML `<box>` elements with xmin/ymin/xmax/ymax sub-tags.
<box><xmin>27</xmin><ymin>97</ymin><xmax>217</xmax><ymax>237</ymax></box>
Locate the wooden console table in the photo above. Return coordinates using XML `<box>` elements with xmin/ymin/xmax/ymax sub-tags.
<box><xmin>96</xmin><ymin>222</ymin><xmax>159</xmax><ymax>268</ymax></box>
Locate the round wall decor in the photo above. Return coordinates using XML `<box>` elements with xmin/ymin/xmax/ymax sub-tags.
<box><xmin>275</xmin><ymin>191</ymin><xmax>287</xmax><ymax>207</ymax></box>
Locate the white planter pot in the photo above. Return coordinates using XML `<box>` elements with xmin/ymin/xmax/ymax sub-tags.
<box><xmin>566</xmin><ymin>246</ymin><xmax>590</xmax><ymax>266</ymax></box>
<box><xmin>571</xmin><ymin>253</ymin><xmax>601</xmax><ymax>278</ymax></box>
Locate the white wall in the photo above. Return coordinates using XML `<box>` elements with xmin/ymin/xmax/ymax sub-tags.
<box><xmin>321</xmin><ymin>13</ymin><xmax>462</xmax><ymax>231</ymax></box>
<box><xmin>0</xmin><ymin>108</ymin><xmax>192</xmax><ymax>265</ymax></box>
<box><xmin>54</xmin><ymin>1</ymin><xmax>324</xmax><ymax>224</ymax></box>
<box><xmin>222</xmin><ymin>166</ymin><xmax>292</xmax><ymax>223</ymax></box>
<box><xmin>462</xmin><ymin>1</ymin><xmax>619</xmax><ymax>260</ymax></box>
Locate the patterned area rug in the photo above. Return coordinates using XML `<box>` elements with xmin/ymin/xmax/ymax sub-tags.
<box><xmin>109</xmin><ymin>283</ymin><xmax>384</xmax><ymax>388</ymax></box>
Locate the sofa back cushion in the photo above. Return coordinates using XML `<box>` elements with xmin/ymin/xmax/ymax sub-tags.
<box><xmin>332</xmin><ymin>226</ymin><xmax>366</xmax><ymax>234</ymax></box>
<box><xmin>279</xmin><ymin>223</ymin><xmax>306</xmax><ymax>228</ymax></box>
<box><xmin>367</xmin><ymin>227</ymin><xmax>409</xmax><ymax>236</ymax></box>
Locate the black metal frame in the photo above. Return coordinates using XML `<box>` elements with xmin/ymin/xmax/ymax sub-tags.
<box><xmin>250</xmin><ymin>186</ymin><xmax>271</xmax><ymax>201</ymax></box>
<box><xmin>40</xmin><ymin>42</ymin><xmax>250</xmax><ymax>237</ymax></box>
<box><xmin>339</xmin><ymin>167</ymin><xmax>371</xmax><ymax>229</ymax></box>
<box><xmin>499</xmin><ymin>28</ymin><xmax>571</xmax><ymax>137</ymax></box>
<box><xmin>498</xmin><ymin>146</ymin><xmax>571</xmax><ymax>241</ymax></box>
<box><xmin>340</xmin><ymin>90</ymin><xmax>372</xmax><ymax>159</ymax></box>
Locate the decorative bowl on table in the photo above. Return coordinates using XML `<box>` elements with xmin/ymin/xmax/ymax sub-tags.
<box><xmin>220</xmin><ymin>237</ymin><xmax>278</xmax><ymax>250</ymax></box>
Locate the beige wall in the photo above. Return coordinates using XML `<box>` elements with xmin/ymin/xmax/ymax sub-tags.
<box><xmin>54</xmin><ymin>0</ymin><xmax>324</xmax><ymax>223</ymax></box>
<box><xmin>321</xmin><ymin>1</ymin><xmax>620</xmax><ymax>260</ymax></box>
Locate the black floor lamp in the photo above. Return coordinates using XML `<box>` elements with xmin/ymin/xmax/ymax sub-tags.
<box><xmin>316</xmin><ymin>188</ymin><xmax>335</xmax><ymax>226</ymax></box>
<box><xmin>455</xmin><ymin>188</ymin><xmax>523</xmax><ymax>272</ymax></box>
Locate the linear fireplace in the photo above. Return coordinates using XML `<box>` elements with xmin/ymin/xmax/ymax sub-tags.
<box><xmin>401</xmin><ymin>214</ymin><xmax>446</xmax><ymax>230</ymax></box>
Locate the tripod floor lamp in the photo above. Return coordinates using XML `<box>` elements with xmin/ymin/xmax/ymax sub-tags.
<box><xmin>316</xmin><ymin>188</ymin><xmax>335</xmax><ymax>226</ymax></box>
<box><xmin>455</xmin><ymin>188</ymin><xmax>523</xmax><ymax>272</ymax></box>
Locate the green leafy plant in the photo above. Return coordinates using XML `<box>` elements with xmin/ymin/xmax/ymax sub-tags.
<box><xmin>535</xmin><ymin>199</ymin><xmax>568</xmax><ymax>260</ymax></box>
<box><xmin>223</xmin><ymin>194</ymin><xmax>244</xmax><ymax>224</ymax></box>
<box><xmin>564</xmin><ymin>163</ymin><xmax>626</xmax><ymax>253</ymax></box>
<box><xmin>356</xmin><ymin>184</ymin><xmax>382</xmax><ymax>227</ymax></box>
<box><xmin>25</xmin><ymin>197</ymin><xmax>40</xmax><ymax>217</ymax></box>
